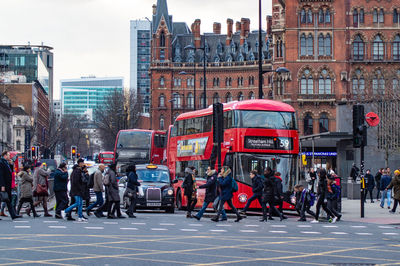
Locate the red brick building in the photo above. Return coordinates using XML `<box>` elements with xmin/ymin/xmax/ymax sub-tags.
<box><xmin>150</xmin><ymin>0</ymin><xmax>273</xmax><ymax>130</ymax></box>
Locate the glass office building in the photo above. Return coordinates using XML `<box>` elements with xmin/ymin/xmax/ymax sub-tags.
<box><xmin>130</xmin><ymin>20</ymin><xmax>151</xmax><ymax>115</ymax></box>
<box><xmin>61</xmin><ymin>77</ymin><xmax>124</xmax><ymax>118</ymax></box>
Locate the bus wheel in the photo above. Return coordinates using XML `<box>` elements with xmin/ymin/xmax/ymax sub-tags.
<box><xmin>166</xmin><ymin>207</ymin><xmax>175</xmax><ymax>213</ymax></box>
<box><xmin>176</xmin><ymin>191</ymin><xmax>183</xmax><ymax>210</ymax></box>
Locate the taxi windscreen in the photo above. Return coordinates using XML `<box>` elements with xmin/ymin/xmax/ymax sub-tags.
<box><xmin>137</xmin><ymin>169</ymin><xmax>170</xmax><ymax>183</ymax></box>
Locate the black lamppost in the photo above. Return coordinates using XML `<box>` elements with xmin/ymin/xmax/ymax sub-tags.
<box><xmin>184</xmin><ymin>41</ymin><xmax>207</xmax><ymax>109</ymax></box>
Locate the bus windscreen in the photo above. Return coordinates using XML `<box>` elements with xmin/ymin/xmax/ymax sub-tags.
<box><xmin>116</xmin><ymin>131</ymin><xmax>151</xmax><ymax>149</ymax></box>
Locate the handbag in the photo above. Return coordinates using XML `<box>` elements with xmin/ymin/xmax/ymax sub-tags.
<box><xmin>35</xmin><ymin>184</ymin><xmax>48</xmax><ymax>196</ymax></box>
<box><xmin>124</xmin><ymin>187</ymin><xmax>136</xmax><ymax>199</ymax></box>
<box><xmin>0</xmin><ymin>191</ymin><xmax>9</xmax><ymax>203</ymax></box>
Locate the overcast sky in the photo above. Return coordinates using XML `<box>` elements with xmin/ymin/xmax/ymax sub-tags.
<box><xmin>0</xmin><ymin>0</ymin><xmax>272</xmax><ymax>99</ymax></box>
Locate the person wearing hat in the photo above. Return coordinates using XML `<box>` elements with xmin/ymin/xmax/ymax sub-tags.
<box><xmin>30</xmin><ymin>162</ymin><xmax>51</xmax><ymax>217</ymax></box>
<box><xmin>387</xmin><ymin>170</ymin><xmax>400</xmax><ymax>214</ymax></box>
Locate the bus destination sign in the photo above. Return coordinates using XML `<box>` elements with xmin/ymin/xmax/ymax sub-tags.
<box><xmin>177</xmin><ymin>137</ymin><xmax>209</xmax><ymax>157</ymax></box>
<box><xmin>244</xmin><ymin>136</ymin><xmax>292</xmax><ymax>150</ymax></box>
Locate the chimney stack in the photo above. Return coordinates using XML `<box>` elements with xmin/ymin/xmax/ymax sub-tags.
<box><xmin>235</xmin><ymin>21</ymin><xmax>241</xmax><ymax>33</ymax></box>
<box><xmin>191</xmin><ymin>19</ymin><xmax>201</xmax><ymax>49</ymax></box>
<box><xmin>213</xmin><ymin>22</ymin><xmax>221</xmax><ymax>34</ymax></box>
<box><xmin>240</xmin><ymin>18</ymin><xmax>250</xmax><ymax>45</ymax></box>
<box><xmin>266</xmin><ymin>15</ymin><xmax>272</xmax><ymax>35</ymax></box>
<box><xmin>152</xmin><ymin>4</ymin><xmax>157</xmax><ymax>15</ymax></box>
<box><xmin>226</xmin><ymin>19</ymin><xmax>233</xmax><ymax>45</ymax></box>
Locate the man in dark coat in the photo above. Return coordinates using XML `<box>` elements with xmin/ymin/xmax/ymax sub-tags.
<box><xmin>53</xmin><ymin>163</ymin><xmax>69</xmax><ymax>219</ymax></box>
<box><xmin>365</xmin><ymin>169</ymin><xmax>375</xmax><ymax>203</ymax></box>
<box><xmin>0</xmin><ymin>151</ymin><xmax>21</xmax><ymax>220</ymax></box>
<box><xmin>182</xmin><ymin>167</ymin><xmax>197</xmax><ymax>218</ymax></box>
<box><xmin>260</xmin><ymin>167</ymin><xmax>283</xmax><ymax>222</ymax></box>
<box><xmin>193</xmin><ymin>166</ymin><xmax>217</xmax><ymax>220</ymax></box>
<box><xmin>64</xmin><ymin>159</ymin><xmax>86</xmax><ymax>221</ymax></box>
<box><xmin>350</xmin><ymin>163</ymin><xmax>359</xmax><ymax>182</ymax></box>
<box><xmin>240</xmin><ymin>170</ymin><xmax>263</xmax><ymax>215</ymax></box>
<box><xmin>375</xmin><ymin>168</ymin><xmax>383</xmax><ymax>201</ymax></box>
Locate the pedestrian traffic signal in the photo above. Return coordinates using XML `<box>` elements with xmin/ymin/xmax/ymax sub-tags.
<box><xmin>353</xmin><ymin>105</ymin><xmax>365</xmax><ymax>148</ymax></box>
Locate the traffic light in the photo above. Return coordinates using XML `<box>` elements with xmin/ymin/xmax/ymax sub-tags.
<box><xmin>71</xmin><ymin>146</ymin><xmax>77</xmax><ymax>158</ymax></box>
<box><xmin>212</xmin><ymin>103</ymin><xmax>224</xmax><ymax>144</ymax></box>
<box><xmin>353</xmin><ymin>105</ymin><xmax>365</xmax><ymax>148</ymax></box>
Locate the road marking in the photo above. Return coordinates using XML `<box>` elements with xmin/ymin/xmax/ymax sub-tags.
<box><xmin>351</xmin><ymin>225</ymin><xmax>366</xmax><ymax>228</ymax></box>
<box><xmin>270</xmin><ymin>225</ymin><xmax>287</xmax><ymax>228</ymax></box>
<box><xmin>216</xmin><ymin>224</ymin><xmax>231</xmax><ymax>227</ymax></box>
<box><xmin>331</xmin><ymin>232</ymin><xmax>348</xmax><ymax>235</ymax></box>
<box><xmin>323</xmin><ymin>225</ymin><xmax>338</xmax><ymax>228</ymax></box>
<box><xmin>84</xmin><ymin>227</ymin><xmax>104</xmax><ymax>230</ymax></box>
<box><xmin>43</xmin><ymin>221</ymin><xmax>59</xmax><ymax>223</ymax></box>
<box><xmin>301</xmin><ymin>231</ymin><xmax>321</xmax><ymax>234</ymax></box>
<box><xmin>269</xmin><ymin>230</ymin><xmax>288</xmax><ymax>233</ymax></box>
<box><xmin>244</xmin><ymin>225</ymin><xmax>259</xmax><ymax>227</ymax></box>
<box><xmin>210</xmin><ymin>229</ymin><xmax>227</xmax><ymax>232</ymax></box>
<box><xmin>72</xmin><ymin>221</ymin><xmax>88</xmax><ymax>224</ymax></box>
<box><xmin>131</xmin><ymin>222</ymin><xmax>146</xmax><ymax>225</ymax></box>
<box><xmin>151</xmin><ymin>228</ymin><xmax>168</xmax><ymax>231</ymax></box>
<box><xmin>383</xmin><ymin>232</ymin><xmax>399</xmax><ymax>235</ymax></box>
<box><xmin>160</xmin><ymin>223</ymin><xmax>175</xmax><ymax>226</ymax></box>
<box><xmin>120</xmin><ymin>228</ymin><xmax>138</xmax><ymax>230</ymax></box>
<box><xmin>297</xmin><ymin>225</ymin><xmax>312</xmax><ymax>228</ymax></box>
<box><xmin>240</xmin><ymin>230</ymin><xmax>258</xmax><ymax>233</ymax></box>
<box><xmin>379</xmin><ymin>226</ymin><xmax>394</xmax><ymax>229</ymax></box>
<box><xmin>13</xmin><ymin>220</ymin><xmax>29</xmax><ymax>223</ymax></box>
<box><xmin>180</xmin><ymin>229</ymin><xmax>198</xmax><ymax>232</ymax></box>
<box><xmin>103</xmin><ymin>222</ymin><xmax>118</xmax><ymax>225</ymax></box>
<box><xmin>48</xmin><ymin>226</ymin><xmax>67</xmax><ymax>229</ymax></box>
<box><xmin>188</xmin><ymin>224</ymin><xmax>203</xmax><ymax>227</ymax></box>
<box><xmin>356</xmin><ymin>232</ymin><xmax>373</xmax><ymax>236</ymax></box>
<box><xmin>14</xmin><ymin>226</ymin><xmax>31</xmax><ymax>229</ymax></box>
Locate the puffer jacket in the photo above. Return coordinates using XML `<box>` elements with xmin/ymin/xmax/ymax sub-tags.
<box><xmin>387</xmin><ymin>175</ymin><xmax>400</xmax><ymax>200</ymax></box>
<box><xmin>18</xmin><ymin>171</ymin><xmax>34</xmax><ymax>199</ymax></box>
<box><xmin>217</xmin><ymin>169</ymin><xmax>233</xmax><ymax>201</ymax></box>
<box><xmin>199</xmin><ymin>170</ymin><xmax>217</xmax><ymax>203</ymax></box>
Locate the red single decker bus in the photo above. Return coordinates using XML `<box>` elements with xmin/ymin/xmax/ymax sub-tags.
<box><xmin>114</xmin><ymin>129</ymin><xmax>167</xmax><ymax>169</ymax></box>
<box><xmin>168</xmin><ymin>100</ymin><xmax>299</xmax><ymax>211</ymax></box>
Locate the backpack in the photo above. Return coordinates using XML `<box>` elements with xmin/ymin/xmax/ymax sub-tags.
<box><xmin>232</xmin><ymin>178</ymin><xmax>238</xmax><ymax>192</ymax></box>
<box><xmin>103</xmin><ymin>174</ymin><xmax>110</xmax><ymax>186</ymax></box>
<box><xmin>307</xmin><ymin>190</ymin><xmax>316</xmax><ymax>206</ymax></box>
<box><xmin>332</xmin><ymin>184</ymin><xmax>341</xmax><ymax>199</ymax></box>
<box><xmin>88</xmin><ymin>173</ymin><xmax>95</xmax><ymax>189</ymax></box>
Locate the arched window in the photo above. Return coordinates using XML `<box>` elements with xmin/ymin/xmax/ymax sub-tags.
<box><xmin>172</xmin><ymin>93</ymin><xmax>181</xmax><ymax>108</ymax></box>
<box><xmin>352</xmin><ymin>69</ymin><xmax>365</xmax><ymax>95</ymax></box>
<box><xmin>301</xmin><ymin>9</ymin><xmax>306</xmax><ymax>23</ymax></box>
<box><xmin>319</xmin><ymin>8</ymin><xmax>331</xmax><ymax>23</ymax></box>
<box><xmin>352</xmin><ymin>35</ymin><xmax>364</xmax><ymax>60</ymax></box>
<box><xmin>213</xmin><ymin>77</ymin><xmax>220</xmax><ymax>87</ymax></box>
<box><xmin>353</xmin><ymin>9</ymin><xmax>358</xmax><ymax>26</ymax></box>
<box><xmin>318</xmin><ymin>34</ymin><xmax>332</xmax><ymax>56</ymax></box>
<box><xmin>300</xmin><ymin>69</ymin><xmax>314</xmax><ymax>94</ymax></box>
<box><xmin>160</xmin><ymin>76</ymin><xmax>165</xmax><ymax>87</ymax></box>
<box><xmin>318</xmin><ymin>69</ymin><xmax>332</xmax><ymax>94</ymax></box>
<box><xmin>307</xmin><ymin>34</ymin><xmax>313</xmax><ymax>55</ymax></box>
<box><xmin>226</xmin><ymin>93</ymin><xmax>233</xmax><ymax>103</ymax></box>
<box><xmin>301</xmin><ymin>34</ymin><xmax>313</xmax><ymax>56</ymax></box>
<box><xmin>237</xmin><ymin>77</ymin><xmax>243</xmax><ymax>87</ymax></box>
<box><xmin>238</xmin><ymin>92</ymin><xmax>244</xmax><ymax>101</ymax></box>
<box><xmin>200</xmin><ymin>93</ymin><xmax>206</xmax><ymax>108</ymax></box>
<box><xmin>160</xmin><ymin>31</ymin><xmax>166</xmax><ymax>47</ymax></box>
<box><xmin>249</xmin><ymin>91</ymin><xmax>255</xmax><ymax>100</ymax></box>
<box><xmin>249</xmin><ymin>76</ymin><xmax>254</xmax><ymax>86</ymax></box>
<box><xmin>373</xmin><ymin>35</ymin><xmax>384</xmax><ymax>60</ymax></box>
<box><xmin>159</xmin><ymin>94</ymin><xmax>166</xmax><ymax>107</ymax></box>
<box><xmin>325</xmin><ymin>9</ymin><xmax>331</xmax><ymax>23</ymax></box>
<box><xmin>303</xmin><ymin>113</ymin><xmax>313</xmax><ymax>135</ymax></box>
<box><xmin>319</xmin><ymin>113</ymin><xmax>329</xmax><ymax>133</ymax></box>
<box><xmin>325</xmin><ymin>34</ymin><xmax>331</xmax><ymax>55</ymax></box>
<box><xmin>374</xmin><ymin>9</ymin><xmax>384</xmax><ymax>23</ymax></box>
<box><xmin>372</xmin><ymin>70</ymin><xmax>385</xmax><ymax>95</ymax></box>
<box><xmin>360</xmin><ymin>9</ymin><xmax>365</xmax><ymax>23</ymax></box>
<box><xmin>307</xmin><ymin>9</ymin><xmax>313</xmax><ymax>23</ymax></box>
<box><xmin>319</xmin><ymin>9</ymin><xmax>324</xmax><ymax>23</ymax></box>
<box><xmin>187</xmin><ymin>93</ymin><xmax>194</xmax><ymax>109</ymax></box>
<box><xmin>159</xmin><ymin>116</ymin><xmax>165</xmax><ymax>130</ymax></box>
<box><xmin>393</xmin><ymin>35</ymin><xmax>400</xmax><ymax>60</ymax></box>
<box><xmin>394</xmin><ymin>9</ymin><xmax>400</xmax><ymax>24</ymax></box>
<box><xmin>213</xmin><ymin>93</ymin><xmax>220</xmax><ymax>104</ymax></box>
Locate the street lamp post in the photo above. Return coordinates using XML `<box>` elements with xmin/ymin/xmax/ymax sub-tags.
<box><xmin>258</xmin><ymin>0</ymin><xmax>263</xmax><ymax>99</ymax></box>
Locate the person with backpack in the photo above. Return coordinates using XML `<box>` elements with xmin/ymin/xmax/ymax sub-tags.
<box><xmin>326</xmin><ymin>175</ymin><xmax>342</xmax><ymax>222</ymax></box>
<box><xmin>260</xmin><ymin>167</ymin><xmax>283</xmax><ymax>222</ymax></box>
<box><xmin>87</xmin><ymin>164</ymin><xmax>105</xmax><ymax>217</ymax></box>
<box><xmin>125</xmin><ymin>164</ymin><xmax>141</xmax><ymax>218</ymax></box>
<box><xmin>211</xmin><ymin>166</ymin><xmax>242</xmax><ymax>222</ymax></box>
<box><xmin>240</xmin><ymin>170</ymin><xmax>263</xmax><ymax>215</ymax></box>
<box><xmin>64</xmin><ymin>159</ymin><xmax>86</xmax><ymax>222</ymax></box>
<box><xmin>294</xmin><ymin>184</ymin><xmax>316</xmax><ymax>221</ymax></box>
<box><xmin>193</xmin><ymin>166</ymin><xmax>217</xmax><ymax>220</ymax></box>
<box><xmin>380</xmin><ymin>169</ymin><xmax>392</xmax><ymax>209</ymax></box>
<box><xmin>182</xmin><ymin>167</ymin><xmax>197</xmax><ymax>218</ymax></box>
<box><xmin>53</xmin><ymin>163</ymin><xmax>69</xmax><ymax>219</ymax></box>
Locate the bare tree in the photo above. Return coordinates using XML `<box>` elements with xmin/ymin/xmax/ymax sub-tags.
<box><xmin>93</xmin><ymin>89</ymin><xmax>142</xmax><ymax>150</ymax></box>
<box><xmin>58</xmin><ymin>114</ymin><xmax>89</xmax><ymax>158</ymax></box>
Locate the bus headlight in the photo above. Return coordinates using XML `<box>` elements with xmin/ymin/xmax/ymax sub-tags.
<box><xmin>238</xmin><ymin>194</ymin><xmax>248</xmax><ymax>203</ymax></box>
<box><xmin>167</xmin><ymin>189</ymin><xmax>174</xmax><ymax>196</ymax></box>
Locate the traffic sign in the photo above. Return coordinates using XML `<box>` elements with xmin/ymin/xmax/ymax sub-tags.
<box><xmin>365</xmin><ymin>112</ymin><xmax>380</xmax><ymax>127</ymax></box>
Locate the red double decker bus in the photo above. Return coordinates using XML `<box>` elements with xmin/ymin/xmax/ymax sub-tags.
<box><xmin>168</xmin><ymin>99</ymin><xmax>299</xmax><ymax>210</ymax></box>
<box><xmin>114</xmin><ymin>129</ymin><xmax>167</xmax><ymax>170</ymax></box>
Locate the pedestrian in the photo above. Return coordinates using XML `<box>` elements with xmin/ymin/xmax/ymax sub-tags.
<box><xmin>193</xmin><ymin>166</ymin><xmax>217</xmax><ymax>220</ymax></box>
<box><xmin>182</xmin><ymin>167</ymin><xmax>197</xmax><ymax>218</ymax></box>
<box><xmin>240</xmin><ymin>170</ymin><xmax>263</xmax><ymax>215</ymax></box>
<box><xmin>387</xmin><ymin>170</ymin><xmax>400</xmax><ymax>214</ymax></box>
<box><xmin>309</xmin><ymin>168</ymin><xmax>317</xmax><ymax>192</ymax></box>
<box><xmin>311</xmin><ymin>169</ymin><xmax>340</xmax><ymax>223</ymax></box>
<box><xmin>364</xmin><ymin>169</ymin><xmax>375</xmax><ymax>203</ymax></box>
<box><xmin>87</xmin><ymin>164</ymin><xmax>105</xmax><ymax>217</ymax></box>
<box><xmin>211</xmin><ymin>166</ymin><xmax>242</xmax><ymax>222</ymax></box>
<box><xmin>53</xmin><ymin>163</ymin><xmax>69</xmax><ymax>219</ymax></box>
<box><xmin>105</xmin><ymin>164</ymin><xmax>125</xmax><ymax>219</ymax></box>
<box><xmin>274</xmin><ymin>172</ymin><xmax>287</xmax><ymax>219</ymax></box>
<box><xmin>380</xmin><ymin>169</ymin><xmax>392</xmax><ymax>209</ymax></box>
<box><xmin>375</xmin><ymin>168</ymin><xmax>383</xmax><ymax>201</ymax></box>
<box><xmin>350</xmin><ymin>163</ymin><xmax>359</xmax><ymax>182</ymax></box>
<box><xmin>81</xmin><ymin>165</ymin><xmax>91</xmax><ymax>209</ymax></box>
<box><xmin>260</xmin><ymin>167</ymin><xmax>283</xmax><ymax>222</ymax></box>
<box><xmin>16</xmin><ymin>165</ymin><xmax>40</xmax><ymax>217</ymax></box>
<box><xmin>64</xmin><ymin>159</ymin><xmax>86</xmax><ymax>222</ymax></box>
<box><xmin>294</xmin><ymin>184</ymin><xmax>316</xmax><ymax>222</ymax></box>
<box><xmin>0</xmin><ymin>151</ymin><xmax>21</xmax><ymax>220</ymax></box>
<box><xmin>124</xmin><ymin>164</ymin><xmax>141</xmax><ymax>218</ymax></box>
<box><xmin>326</xmin><ymin>175</ymin><xmax>342</xmax><ymax>222</ymax></box>
<box><xmin>31</xmin><ymin>162</ymin><xmax>52</xmax><ymax>217</ymax></box>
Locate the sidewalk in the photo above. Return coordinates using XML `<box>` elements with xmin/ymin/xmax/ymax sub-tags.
<box><xmin>341</xmin><ymin>198</ymin><xmax>400</xmax><ymax>225</ymax></box>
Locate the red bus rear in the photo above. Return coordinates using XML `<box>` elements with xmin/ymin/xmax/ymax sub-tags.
<box><xmin>114</xmin><ymin>129</ymin><xmax>167</xmax><ymax>169</ymax></box>
<box><xmin>168</xmin><ymin>99</ymin><xmax>299</xmax><ymax>211</ymax></box>
<box><xmin>98</xmin><ymin>152</ymin><xmax>114</xmax><ymax>164</ymax></box>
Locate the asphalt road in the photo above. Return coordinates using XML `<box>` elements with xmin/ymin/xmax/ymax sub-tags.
<box><xmin>0</xmin><ymin>210</ymin><xmax>399</xmax><ymax>266</ymax></box>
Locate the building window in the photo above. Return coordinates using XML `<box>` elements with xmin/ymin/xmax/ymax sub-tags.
<box><xmin>318</xmin><ymin>34</ymin><xmax>331</xmax><ymax>56</ymax></box>
<box><xmin>353</xmin><ymin>9</ymin><xmax>364</xmax><ymax>27</ymax></box>
<box><xmin>160</xmin><ymin>77</ymin><xmax>165</xmax><ymax>87</ymax></box>
<box><xmin>249</xmin><ymin>91</ymin><xmax>255</xmax><ymax>100</ymax></box>
<box><xmin>200</xmin><ymin>93</ymin><xmax>206</xmax><ymax>107</ymax></box>
<box><xmin>307</xmin><ymin>9</ymin><xmax>313</xmax><ymax>23</ymax></box>
<box><xmin>248</xmin><ymin>76</ymin><xmax>255</xmax><ymax>86</ymax></box>
<box><xmin>300</xmin><ymin>8</ymin><xmax>313</xmax><ymax>24</ymax></box>
<box><xmin>16</xmin><ymin>140</ymin><xmax>21</xmax><ymax>151</ymax></box>
<box><xmin>173</xmin><ymin>93</ymin><xmax>181</xmax><ymax>108</ymax></box>
<box><xmin>237</xmin><ymin>77</ymin><xmax>243</xmax><ymax>87</ymax></box>
<box><xmin>276</xmin><ymin>39</ymin><xmax>283</xmax><ymax>58</ymax></box>
<box><xmin>304</xmin><ymin>113</ymin><xmax>313</xmax><ymax>135</ymax></box>
<box><xmin>238</xmin><ymin>92</ymin><xmax>244</xmax><ymax>101</ymax></box>
<box><xmin>174</xmin><ymin>78</ymin><xmax>182</xmax><ymax>87</ymax></box>
<box><xmin>373</xmin><ymin>8</ymin><xmax>384</xmax><ymax>23</ymax></box>
<box><xmin>160</xmin><ymin>31</ymin><xmax>165</xmax><ymax>47</ymax></box>
<box><xmin>318</xmin><ymin>69</ymin><xmax>332</xmax><ymax>94</ymax></box>
<box><xmin>352</xmin><ymin>69</ymin><xmax>365</xmax><ymax>95</ymax></box>
<box><xmin>16</xmin><ymin>129</ymin><xmax>21</xmax><ymax>137</ymax></box>
<box><xmin>213</xmin><ymin>93</ymin><xmax>220</xmax><ymax>104</ymax></box>
<box><xmin>352</xmin><ymin>35</ymin><xmax>364</xmax><ymax>60</ymax></box>
<box><xmin>393</xmin><ymin>78</ymin><xmax>399</xmax><ymax>94</ymax></box>
<box><xmin>372</xmin><ymin>70</ymin><xmax>385</xmax><ymax>95</ymax></box>
<box><xmin>394</xmin><ymin>9</ymin><xmax>400</xmax><ymax>24</ymax></box>
<box><xmin>226</xmin><ymin>93</ymin><xmax>232</xmax><ymax>103</ymax></box>
<box><xmin>16</xmin><ymin>119</ymin><xmax>21</xmax><ymax>126</ymax></box>
<box><xmin>393</xmin><ymin>35</ymin><xmax>400</xmax><ymax>60</ymax></box>
<box><xmin>186</xmin><ymin>78</ymin><xmax>194</xmax><ymax>87</ymax></box>
<box><xmin>373</xmin><ymin>35</ymin><xmax>384</xmax><ymax>60</ymax></box>
<box><xmin>319</xmin><ymin>8</ymin><xmax>331</xmax><ymax>24</ymax></box>
<box><xmin>213</xmin><ymin>77</ymin><xmax>220</xmax><ymax>87</ymax></box>
<box><xmin>300</xmin><ymin>69</ymin><xmax>314</xmax><ymax>94</ymax></box>
<box><xmin>159</xmin><ymin>116</ymin><xmax>165</xmax><ymax>130</ymax></box>
<box><xmin>200</xmin><ymin>78</ymin><xmax>204</xmax><ymax>87</ymax></box>
<box><xmin>319</xmin><ymin>113</ymin><xmax>329</xmax><ymax>133</ymax></box>
<box><xmin>159</xmin><ymin>94</ymin><xmax>165</xmax><ymax>107</ymax></box>
<box><xmin>187</xmin><ymin>93</ymin><xmax>194</xmax><ymax>109</ymax></box>
<box><xmin>300</xmin><ymin>34</ymin><xmax>313</xmax><ymax>56</ymax></box>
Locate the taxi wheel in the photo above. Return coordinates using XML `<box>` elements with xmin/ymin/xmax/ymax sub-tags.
<box><xmin>176</xmin><ymin>190</ymin><xmax>183</xmax><ymax>210</ymax></box>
